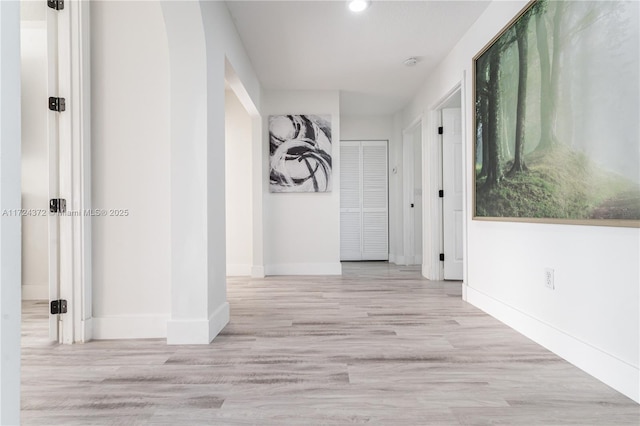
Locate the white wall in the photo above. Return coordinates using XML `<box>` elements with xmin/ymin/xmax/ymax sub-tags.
<box><xmin>91</xmin><ymin>1</ymin><xmax>171</xmax><ymax>338</ymax></box>
<box><xmin>341</xmin><ymin>115</ymin><xmax>393</xmax><ymax>141</ymax></box>
<box><xmin>225</xmin><ymin>89</ymin><xmax>253</xmax><ymax>276</ymax></box>
<box><xmin>264</xmin><ymin>91</ymin><xmax>341</xmax><ymax>275</ymax></box>
<box><xmin>0</xmin><ymin>1</ymin><xmax>22</xmax><ymax>422</ymax></box>
<box><xmin>400</xmin><ymin>121</ymin><xmax>425</xmax><ymax>267</ymax></box>
<box><xmin>340</xmin><ymin>115</ymin><xmax>401</xmax><ymax>262</ymax></box>
<box><xmin>403</xmin><ymin>0</ymin><xmax>640</xmax><ymax>402</ymax></box>
<box><xmin>20</xmin><ymin>20</ymin><xmax>48</xmax><ymax>300</ymax></box>
<box><xmin>391</xmin><ymin>112</ymin><xmax>404</xmax><ymax>265</ymax></box>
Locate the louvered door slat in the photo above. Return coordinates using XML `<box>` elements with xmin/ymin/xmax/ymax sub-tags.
<box><xmin>362</xmin><ymin>144</ymin><xmax>387</xmax><ymax>209</ymax></box>
<box><xmin>340</xmin><ymin>143</ymin><xmax>361</xmax><ymax>209</ymax></box>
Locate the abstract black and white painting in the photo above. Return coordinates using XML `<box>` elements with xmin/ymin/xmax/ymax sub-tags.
<box><xmin>269</xmin><ymin>115</ymin><xmax>332</xmax><ymax>193</ymax></box>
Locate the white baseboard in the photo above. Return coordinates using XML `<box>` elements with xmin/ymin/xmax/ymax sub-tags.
<box><xmin>388</xmin><ymin>253</ymin><xmax>396</xmax><ymax>263</ymax></box>
<box><xmin>93</xmin><ymin>315</ymin><xmax>168</xmax><ymax>339</ymax></box>
<box><xmin>166</xmin><ymin>302</ymin><xmax>230</xmax><ymax>345</ymax></box>
<box><xmin>21</xmin><ymin>284</ymin><xmax>47</xmax><ymax>300</ymax></box>
<box><xmin>393</xmin><ymin>255</ymin><xmax>405</xmax><ymax>265</ymax></box>
<box><xmin>264</xmin><ymin>262</ymin><xmax>342</xmax><ymax>276</ymax></box>
<box><xmin>251</xmin><ymin>265</ymin><xmax>265</xmax><ymax>278</ymax></box>
<box><xmin>466</xmin><ymin>286</ymin><xmax>640</xmax><ymax>403</ymax></box>
<box><xmin>226</xmin><ymin>264</ymin><xmax>251</xmax><ymax>276</ymax></box>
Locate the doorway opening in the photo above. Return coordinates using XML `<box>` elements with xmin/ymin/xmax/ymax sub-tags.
<box><xmin>402</xmin><ymin>119</ymin><xmax>423</xmax><ymax>266</ymax></box>
<box><xmin>224</xmin><ymin>85</ymin><xmax>253</xmax><ymax>277</ymax></box>
<box><xmin>224</xmin><ymin>60</ymin><xmax>263</xmax><ymax>279</ymax></box>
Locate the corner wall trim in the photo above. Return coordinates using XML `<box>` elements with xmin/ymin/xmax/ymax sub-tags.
<box><xmin>208</xmin><ymin>302</ymin><xmax>230</xmax><ymax>342</ymax></box>
<box><xmin>251</xmin><ymin>265</ymin><xmax>265</xmax><ymax>278</ymax></box>
<box><xmin>264</xmin><ymin>262</ymin><xmax>342</xmax><ymax>276</ymax></box>
<box><xmin>421</xmin><ymin>264</ymin><xmax>432</xmax><ymax>280</ymax></box>
<box><xmin>466</xmin><ymin>286</ymin><xmax>640</xmax><ymax>403</ymax></box>
<box><xmin>81</xmin><ymin>318</ymin><xmax>93</xmax><ymax>343</ymax></box>
<box><xmin>166</xmin><ymin>302</ymin><xmax>230</xmax><ymax>345</ymax></box>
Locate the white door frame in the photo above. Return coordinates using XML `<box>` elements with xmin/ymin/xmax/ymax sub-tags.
<box><xmin>402</xmin><ymin>115</ymin><xmax>423</xmax><ymax>266</ymax></box>
<box><xmin>426</xmin><ymin>74</ymin><xmax>468</xmax><ymax>285</ymax></box>
<box><xmin>50</xmin><ymin>0</ymin><xmax>92</xmax><ymax>343</ymax></box>
<box><xmin>47</xmin><ymin>0</ymin><xmax>62</xmax><ymax>341</ymax></box>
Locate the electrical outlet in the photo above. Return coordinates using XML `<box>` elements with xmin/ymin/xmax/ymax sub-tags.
<box><xmin>544</xmin><ymin>268</ymin><xmax>555</xmax><ymax>290</ymax></box>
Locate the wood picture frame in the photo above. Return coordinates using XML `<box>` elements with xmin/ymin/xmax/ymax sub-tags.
<box><xmin>472</xmin><ymin>0</ymin><xmax>640</xmax><ymax>227</ymax></box>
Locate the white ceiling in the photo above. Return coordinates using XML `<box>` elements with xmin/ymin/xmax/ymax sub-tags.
<box><xmin>225</xmin><ymin>0</ymin><xmax>490</xmax><ymax>115</ymax></box>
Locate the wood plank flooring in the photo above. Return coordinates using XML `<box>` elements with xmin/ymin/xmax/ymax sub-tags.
<box><xmin>21</xmin><ymin>262</ymin><xmax>639</xmax><ymax>425</ymax></box>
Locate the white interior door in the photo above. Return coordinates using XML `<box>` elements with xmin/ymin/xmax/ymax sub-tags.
<box><xmin>33</xmin><ymin>0</ymin><xmax>90</xmax><ymax>344</ymax></box>
<box><xmin>47</xmin><ymin>0</ymin><xmax>76</xmax><ymax>343</ymax></box>
<box><xmin>340</xmin><ymin>141</ymin><xmax>388</xmax><ymax>261</ymax></box>
<box><xmin>46</xmin><ymin>3</ymin><xmax>61</xmax><ymax>342</ymax></box>
<box><xmin>442</xmin><ymin>107</ymin><xmax>463</xmax><ymax>280</ymax></box>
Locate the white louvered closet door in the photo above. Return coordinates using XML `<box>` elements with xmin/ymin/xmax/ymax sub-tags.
<box><xmin>340</xmin><ymin>141</ymin><xmax>388</xmax><ymax>261</ymax></box>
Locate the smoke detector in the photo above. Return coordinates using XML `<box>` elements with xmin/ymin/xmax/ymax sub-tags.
<box><xmin>403</xmin><ymin>57</ymin><xmax>418</xmax><ymax>67</ymax></box>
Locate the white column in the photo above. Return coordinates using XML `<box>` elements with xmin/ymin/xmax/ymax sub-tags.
<box><xmin>205</xmin><ymin>50</ymin><xmax>229</xmax><ymax>342</ymax></box>
<box><xmin>162</xmin><ymin>1</ymin><xmax>229</xmax><ymax>344</ymax></box>
<box><xmin>0</xmin><ymin>1</ymin><xmax>22</xmax><ymax>423</ymax></box>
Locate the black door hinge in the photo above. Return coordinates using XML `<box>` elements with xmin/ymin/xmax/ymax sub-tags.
<box><xmin>438</xmin><ymin>126</ymin><xmax>443</xmax><ymax>135</ymax></box>
<box><xmin>439</xmin><ymin>253</ymin><xmax>445</xmax><ymax>261</ymax></box>
<box><xmin>48</xmin><ymin>97</ymin><xmax>66</xmax><ymax>112</ymax></box>
<box><xmin>49</xmin><ymin>198</ymin><xmax>67</xmax><ymax>213</ymax></box>
<box><xmin>47</xmin><ymin>0</ymin><xmax>64</xmax><ymax>11</ymax></box>
<box><xmin>50</xmin><ymin>299</ymin><xmax>68</xmax><ymax>315</ymax></box>
<box><xmin>439</xmin><ymin>190</ymin><xmax>444</xmax><ymax>198</ymax></box>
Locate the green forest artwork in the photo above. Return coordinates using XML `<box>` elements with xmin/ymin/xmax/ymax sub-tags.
<box><xmin>474</xmin><ymin>0</ymin><xmax>639</xmax><ymax>226</ymax></box>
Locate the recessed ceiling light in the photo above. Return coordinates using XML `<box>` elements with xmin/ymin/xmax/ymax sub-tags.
<box><xmin>348</xmin><ymin>0</ymin><xmax>371</xmax><ymax>13</ymax></box>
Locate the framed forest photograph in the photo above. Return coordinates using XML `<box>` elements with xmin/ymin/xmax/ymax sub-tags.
<box><xmin>473</xmin><ymin>0</ymin><xmax>640</xmax><ymax>227</ymax></box>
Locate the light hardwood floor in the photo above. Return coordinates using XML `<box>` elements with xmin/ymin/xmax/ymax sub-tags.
<box><xmin>21</xmin><ymin>262</ymin><xmax>639</xmax><ymax>425</ymax></box>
